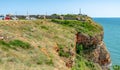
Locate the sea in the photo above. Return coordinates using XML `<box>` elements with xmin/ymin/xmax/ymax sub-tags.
<box><xmin>93</xmin><ymin>18</ymin><xmax>120</xmax><ymax>65</ymax></box>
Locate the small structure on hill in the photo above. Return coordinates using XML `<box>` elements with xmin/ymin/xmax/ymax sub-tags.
<box><xmin>43</xmin><ymin>15</ymin><xmax>46</xmax><ymax>19</ymax></box>
<box><xmin>76</xmin><ymin>16</ymin><xmax>81</xmax><ymax>20</ymax></box>
<box><xmin>0</xmin><ymin>15</ymin><xmax>4</xmax><ymax>20</ymax></box>
<box><xmin>25</xmin><ymin>16</ymin><xmax>30</xmax><ymax>20</ymax></box>
<box><xmin>59</xmin><ymin>15</ymin><xmax>64</xmax><ymax>20</ymax></box>
<box><xmin>5</xmin><ymin>15</ymin><xmax>11</xmax><ymax>20</ymax></box>
<box><xmin>11</xmin><ymin>16</ymin><xmax>18</xmax><ymax>20</ymax></box>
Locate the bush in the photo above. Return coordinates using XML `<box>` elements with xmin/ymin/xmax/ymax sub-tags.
<box><xmin>0</xmin><ymin>40</ymin><xmax>10</xmax><ymax>47</ymax></box>
<box><xmin>51</xmin><ymin>19</ymin><xmax>102</xmax><ymax>36</ymax></box>
<box><xmin>40</xmin><ymin>26</ymin><xmax>49</xmax><ymax>30</ymax></box>
<box><xmin>57</xmin><ymin>44</ymin><xmax>70</xmax><ymax>58</ymax></box>
<box><xmin>76</xmin><ymin>44</ymin><xmax>83</xmax><ymax>54</ymax></box>
<box><xmin>58</xmin><ymin>49</ymin><xmax>70</xmax><ymax>58</ymax></box>
<box><xmin>113</xmin><ymin>65</ymin><xmax>120</xmax><ymax>70</ymax></box>
<box><xmin>0</xmin><ymin>40</ymin><xmax>32</xmax><ymax>50</ymax></box>
<box><xmin>72</xmin><ymin>55</ymin><xmax>97</xmax><ymax>70</ymax></box>
<box><xmin>45</xmin><ymin>59</ymin><xmax>53</xmax><ymax>66</ymax></box>
<box><xmin>9</xmin><ymin>40</ymin><xmax>31</xmax><ymax>49</ymax></box>
<box><xmin>0</xmin><ymin>40</ymin><xmax>11</xmax><ymax>51</ymax></box>
<box><xmin>85</xmin><ymin>61</ymin><xmax>95</xmax><ymax>68</ymax></box>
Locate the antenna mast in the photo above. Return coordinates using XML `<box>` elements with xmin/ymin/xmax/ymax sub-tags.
<box><xmin>79</xmin><ymin>8</ymin><xmax>81</xmax><ymax>15</ymax></box>
<box><xmin>27</xmin><ymin>11</ymin><xmax>29</xmax><ymax>17</ymax></box>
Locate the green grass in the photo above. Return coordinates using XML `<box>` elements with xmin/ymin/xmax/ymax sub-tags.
<box><xmin>0</xmin><ymin>40</ymin><xmax>10</xmax><ymax>51</ymax></box>
<box><xmin>113</xmin><ymin>65</ymin><xmax>120</xmax><ymax>70</ymax></box>
<box><xmin>0</xmin><ymin>20</ymin><xmax>76</xmax><ymax>70</ymax></box>
<box><xmin>73</xmin><ymin>43</ymin><xmax>102</xmax><ymax>70</ymax></box>
<box><xmin>58</xmin><ymin>49</ymin><xmax>70</xmax><ymax>58</ymax></box>
<box><xmin>9</xmin><ymin>40</ymin><xmax>31</xmax><ymax>49</ymax></box>
<box><xmin>0</xmin><ymin>18</ymin><xmax>104</xmax><ymax>70</ymax></box>
<box><xmin>72</xmin><ymin>55</ymin><xmax>102</xmax><ymax>70</ymax></box>
<box><xmin>0</xmin><ymin>40</ymin><xmax>31</xmax><ymax>50</ymax></box>
<box><xmin>51</xmin><ymin>19</ymin><xmax>103</xmax><ymax>36</ymax></box>
<box><xmin>76</xmin><ymin>44</ymin><xmax>83</xmax><ymax>54</ymax></box>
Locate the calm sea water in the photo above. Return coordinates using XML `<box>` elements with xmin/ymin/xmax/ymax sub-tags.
<box><xmin>93</xmin><ymin>18</ymin><xmax>120</xmax><ymax>65</ymax></box>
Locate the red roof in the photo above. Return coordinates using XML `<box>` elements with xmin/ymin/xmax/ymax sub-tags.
<box><xmin>5</xmin><ymin>16</ymin><xmax>11</xmax><ymax>20</ymax></box>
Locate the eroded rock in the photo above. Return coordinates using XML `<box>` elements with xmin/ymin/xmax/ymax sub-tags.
<box><xmin>76</xmin><ymin>32</ymin><xmax>111</xmax><ymax>70</ymax></box>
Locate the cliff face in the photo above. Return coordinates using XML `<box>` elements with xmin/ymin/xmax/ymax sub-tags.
<box><xmin>0</xmin><ymin>18</ymin><xmax>111</xmax><ymax>70</ymax></box>
<box><xmin>76</xmin><ymin>32</ymin><xmax>111</xmax><ymax>69</ymax></box>
<box><xmin>52</xmin><ymin>18</ymin><xmax>111</xmax><ymax>70</ymax></box>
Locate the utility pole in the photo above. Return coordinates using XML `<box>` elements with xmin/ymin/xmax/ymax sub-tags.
<box><xmin>15</xmin><ymin>12</ymin><xmax>17</xmax><ymax>17</ymax></box>
<box><xmin>44</xmin><ymin>12</ymin><xmax>47</xmax><ymax>19</ymax></box>
<box><xmin>79</xmin><ymin>8</ymin><xmax>81</xmax><ymax>15</ymax></box>
<box><xmin>26</xmin><ymin>11</ymin><xmax>30</xmax><ymax>20</ymax></box>
<box><xmin>27</xmin><ymin>11</ymin><xmax>28</xmax><ymax>17</ymax></box>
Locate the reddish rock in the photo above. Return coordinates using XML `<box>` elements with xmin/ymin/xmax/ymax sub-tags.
<box><xmin>76</xmin><ymin>33</ymin><xmax>111</xmax><ymax>69</ymax></box>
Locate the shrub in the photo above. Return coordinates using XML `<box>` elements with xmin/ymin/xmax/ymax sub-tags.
<box><xmin>36</xmin><ymin>59</ymin><xmax>43</xmax><ymax>65</ymax></box>
<box><xmin>0</xmin><ymin>40</ymin><xmax>10</xmax><ymax>47</ymax></box>
<box><xmin>57</xmin><ymin>44</ymin><xmax>70</xmax><ymax>58</ymax></box>
<box><xmin>0</xmin><ymin>40</ymin><xmax>11</xmax><ymax>51</ymax></box>
<box><xmin>40</xmin><ymin>26</ymin><xmax>49</xmax><ymax>30</ymax></box>
<box><xmin>0</xmin><ymin>40</ymin><xmax>32</xmax><ymax>50</ymax></box>
<box><xmin>85</xmin><ymin>61</ymin><xmax>95</xmax><ymax>68</ymax></box>
<box><xmin>113</xmin><ymin>65</ymin><xmax>120</xmax><ymax>70</ymax></box>
<box><xmin>9</xmin><ymin>40</ymin><xmax>31</xmax><ymax>49</ymax></box>
<box><xmin>72</xmin><ymin>55</ymin><xmax>97</xmax><ymax>70</ymax></box>
<box><xmin>58</xmin><ymin>49</ymin><xmax>70</xmax><ymax>58</ymax></box>
<box><xmin>57</xmin><ymin>44</ymin><xmax>64</xmax><ymax>49</ymax></box>
<box><xmin>76</xmin><ymin>44</ymin><xmax>83</xmax><ymax>55</ymax></box>
<box><xmin>51</xmin><ymin>19</ymin><xmax>102</xmax><ymax>36</ymax></box>
<box><xmin>45</xmin><ymin>59</ymin><xmax>53</xmax><ymax>66</ymax></box>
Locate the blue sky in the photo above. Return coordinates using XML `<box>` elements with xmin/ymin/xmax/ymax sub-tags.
<box><xmin>0</xmin><ymin>0</ymin><xmax>120</xmax><ymax>17</ymax></box>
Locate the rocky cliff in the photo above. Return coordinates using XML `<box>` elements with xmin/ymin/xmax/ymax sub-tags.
<box><xmin>76</xmin><ymin>32</ymin><xmax>111</xmax><ymax>70</ymax></box>
<box><xmin>0</xmin><ymin>16</ymin><xmax>111</xmax><ymax>70</ymax></box>
<box><xmin>52</xmin><ymin>17</ymin><xmax>111</xmax><ymax>70</ymax></box>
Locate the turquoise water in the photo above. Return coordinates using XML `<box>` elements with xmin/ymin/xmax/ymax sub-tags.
<box><xmin>93</xmin><ymin>18</ymin><xmax>120</xmax><ymax>65</ymax></box>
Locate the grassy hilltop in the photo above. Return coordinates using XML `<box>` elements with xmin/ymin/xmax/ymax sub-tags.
<box><xmin>0</xmin><ymin>18</ymin><xmax>103</xmax><ymax>70</ymax></box>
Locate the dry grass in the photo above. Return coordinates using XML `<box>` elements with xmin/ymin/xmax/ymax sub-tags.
<box><xmin>0</xmin><ymin>20</ymin><xmax>76</xmax><ymax>70</ymax></box>
<box><xmin>0</xmin><ymin>19</ymin><xmax>102</xmax><ymax>70</ymax></box>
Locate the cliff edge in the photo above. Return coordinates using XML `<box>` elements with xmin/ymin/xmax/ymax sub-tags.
<box><xmin>76</xmin><ymin>32</ymin><xmax>111</xmax><ymax>70</ymax></box>
<box><xmin>0</xmin><ymin>15</ymin><xmax>111</xmax><ymax>70</ymax></box>
<box><xmin>52</xmin><ymin>16</ymin><xmax>111</xmax><ymax>70</ymax></box>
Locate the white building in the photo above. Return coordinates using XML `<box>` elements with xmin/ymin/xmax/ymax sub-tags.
<box><xmin>0</xmin><ymin>15</ymin><xmax>4</xmax><ymax>20</ymax></box>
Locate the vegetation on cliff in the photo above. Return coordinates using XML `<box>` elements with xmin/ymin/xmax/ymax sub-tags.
<box><xmin>113</xmin><ymin>65</ymin><xmax>120</xmax><ymax>70</ymax></box>
<box><xmin>0</xmin><ymin>17</ymin><xmax>110</xmax><ymax>70</ymax></box>
<box><xmin>51</xmin><ymin>19</ymin><xmax>103</xmax><ymax>36</ymax></box>
<box><xmin>52</xmin><ymin>18</ymin><xmax>111</xmax><ymax>70</ymax></box>
<box><xmin>0</xmin><ymin>20</ymin><xmax>76</xmax><ymax>70</ymax></box>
